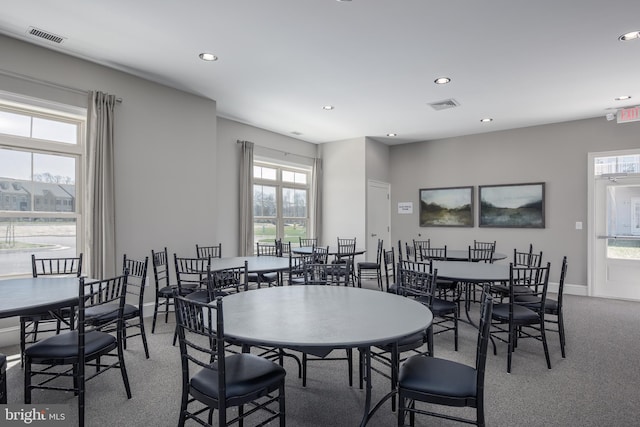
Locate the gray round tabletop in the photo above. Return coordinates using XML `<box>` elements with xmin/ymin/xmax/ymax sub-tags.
<box><xmin>431</xmin><ymin>260</ymin><xmax>510</xmax><ymax>282</ymax></box>
<box><xmin>0</xmin><ymin>277</ymin><xmax>80</xmax><ymax>318</ymax></box>
<box><xmin>445</xmin><ymin>249</ymin><xmax>508</xmax><ymax>261</ymax></box>
<box><xmin>209</xmin><ymin>256</ymin><xmax>290</xmax><ymax>273</ymax></box>
<box><xmin>220</xmin><ymin>285</ymin><xmax>432</xmax><ymax>349</ymax></box>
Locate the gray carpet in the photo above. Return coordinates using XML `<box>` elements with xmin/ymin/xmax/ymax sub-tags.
<box><xmin>3</xmin><ymin>283</ymin><xmax>640</xmax><ymax>426</ymax></box>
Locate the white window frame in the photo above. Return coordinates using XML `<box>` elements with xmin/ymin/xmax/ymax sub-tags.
<box><xmin>0</xmin><ymin>98</ymin><xmax>86</xmax><ymax>278</ymax></box>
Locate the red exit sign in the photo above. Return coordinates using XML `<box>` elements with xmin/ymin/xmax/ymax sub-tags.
<box><xmin>617</xmin><ymin>106</ymin><xmax>640</xmax><ymax>123</ymax></box>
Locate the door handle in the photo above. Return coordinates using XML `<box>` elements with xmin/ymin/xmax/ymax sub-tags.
<box><xmin>371</xmin><ymin>233</ymin><xmax>377</xmax><ymax>237</ymax></box>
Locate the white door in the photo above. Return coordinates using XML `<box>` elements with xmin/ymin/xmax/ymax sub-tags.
<box><xmin>593</xmin><ymin>174</ymin><xmax>640</xmax><ymax>300</ymax></box>
<box><xmin>366</xmin><ymin>180</ymin><xmax>391</xmax><ymax>262</ymax></box>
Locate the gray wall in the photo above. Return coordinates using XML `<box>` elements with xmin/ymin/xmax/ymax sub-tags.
<box><xmin>390</xmin><ymin>117</ymin><xmax>640</xmax><ymax>292</ymax></box>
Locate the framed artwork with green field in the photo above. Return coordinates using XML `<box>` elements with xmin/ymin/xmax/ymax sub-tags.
<box><xmin>419</xmin><ymin>186</ymin><xmax>474</xmax><ymax>227</ymax></box>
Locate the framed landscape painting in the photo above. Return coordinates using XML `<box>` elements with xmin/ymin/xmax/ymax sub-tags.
<box><xmin>479</xmin><ymin>182</ymin><xmax>545</xmax><ymax>228</ymax></box>
<box><xmin>419</xmin><ymin>186</ymin><xmax>474</xmax><ymax>227</ymax></box>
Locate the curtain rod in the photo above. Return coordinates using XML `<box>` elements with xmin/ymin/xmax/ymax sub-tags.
<box><xmin>0</xmin><ymin>68</ymin><xmax>123</xmax><ymax>103</ymax></box>
<box><xmin>237</xmin><ymin>139</ymin><xmax>317</xmax><ymax>160</ymax></box>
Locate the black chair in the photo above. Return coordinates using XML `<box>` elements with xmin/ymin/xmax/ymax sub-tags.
<box><xmin>397</xmin><ymin>290</ymin><xmax>493</xmax><ymax>427</ymax></box>
<box><xmin>299</xmin><ymin>237</ymin><xmax>317</xmax><ymax>247</ymax></box>
<box><xmin>546</xmin><ymin>256</ymin><xmax>568</xmax><ymax>358</ymax></box>
<box><xmin>0</xmin><ymin>353</ymin><xmax>6</xmax><ymax>404</ymax></box>
<box><xmin>413</xmin><ymin>239</ymin><xmax>430</xmax><ymax>259</ymax></box>
<box><xmin>300</xmin><ymin>262</ymin><xmax>353</xmax><ymax>387</ymax></box>
<box><xmin>195</xmin><ymin>243</ymin><xmax>222</xmax><ymax>259</ymax></box>
<box><xmin>174</xmin><ymin>255</ymin><xmax>210</xmax><ymax>295</ymax></box>
<box><xmin>24</xmin><ymin>274</ymin><xmax>132</xmax><ymax>426</ymax></box>
<box><xmin>275</xmin><ymin>238</ymin><xmax>291</xmax><ymax>257</ymax></box>
<box><xmin>469</xmin><ymin>246</ymin><xmax>494</xmax><ymax>263</ymax></box>
<box><xmin>490</xmin><ymin>262</ymin><xmax>552</xmax><ymax>373</ymax></box>
<box><xmin>20</xmin><ymin>254</ymin><xmax>83</xmax><ymax>366</ymax></box>
<box><xmin>334</xmin><ymin>237</ymin><xmax>357</xmax><ymax>286</ymax></box>
<box><xmin>473</xmin><ymin>240</ymin><xmax>496</xmax><ymax>252</ymax></box>
<box><xmin>248</xmin><ymin>242</ymin><xmax>280</xmax><ymax>287</ymax></box>
<box><xmin>357</xmin><ymin>238</ymin><xmax>383</xmax><ymax>289</ymax></box>
<box><xmin>186</xmin><ymin>262</ymin><xmax>248</xmax><ymax>304</ymax></box>
<box><xmin>383</xmin><ymin>247</ymin><xmax>396</xmax><ymax>293</ymax></box>
<box><xmin>174</xmin><ymin>296</ymin><xmax>286</xmax><ymax>427</ymax></box>
<box><xmin>120</xmin><ymin>255</ymin><xmax>150</xmax><ymax>358</ymax></box>
<box><xmin>151</xmin><ymin>247</ymin><xmax>177</xmax><ymax>334</ymax></box>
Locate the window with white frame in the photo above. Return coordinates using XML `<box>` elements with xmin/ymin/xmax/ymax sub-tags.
<box><xmin>253</xmin><ymin>160</ymin><xmax>311</xmax><ymax>250</ymax></box>
<box><xmin>0</xmin><ymin>100</ymin><xmax>85</xmax><ymax>278</ymax></box>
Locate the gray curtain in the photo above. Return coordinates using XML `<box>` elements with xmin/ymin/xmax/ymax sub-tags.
<box><xmin>86</xmin><ymin>91</ymin><xmax>117</xmax><ymax>279</ymax></box>
<box><xmin>311</xmin><ymin>157</ymin><xmax>323</xmax><ymax>242</ymax></box>
<box><xmin>239</xmin><ymin>140</ymin><xmax>254</xmax><ymax>256</ymax></box>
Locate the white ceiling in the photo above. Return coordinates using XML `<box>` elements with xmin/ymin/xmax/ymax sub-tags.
<box><xmin>1</xmin><ymin>0</ymin><xmax>639</xmax><ymax>145</ymax></box>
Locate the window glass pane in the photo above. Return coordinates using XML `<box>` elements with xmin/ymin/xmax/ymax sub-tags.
<box><xmin>295</xmin><ymin>172</ymin><xmax>307</xmax><ymax>184</ymax></box>
<box><xmin>282</xmin><ymin>188</ymin><xmax>307</xmax><ymax>217</ymax></box>
<box><xmin>0</xmin><ymin>148</ymin><xmax>31</xmax><ymax>180</ymax></box>
<box><xmin>253</xmin><ymin>185</ymin><xmax>277</xmax><ymax>216</ymax></box>
<box><xmin>0</xmin><ymin>110</ymin><xmax>31</xmax><ymax>137</ymax></box>
<box><xmin>283</xmin><ymin>219</ymin><xmax>307</xmax><ymax>244</ymax></box>
<box><xmin>32</xmin><ymin>117</ymin><xmax>78</xmax><ymax>144</ymax></box>
<box><xmin>254</xmin><ymin>218</ymin><xmax>277</xmax><ymax>244</ymax></box>
<box><xmin>0</xmin><ymin>217</ymin><xmax>77</xmax><ymax>276</ymax></box>
<box><xmin>254</xmin><ymin>166</ymin><xmax>276</xmax><ymax>180</ymax></box>
<box><xmin>595</xmin><ymin>155</ymin><xmax>640</xmax><ymax>175</ymax></box>
<box><xmin>282</xmin><ymin>170</ymin><xmax>294</xmax><ymax>182</ymax></box>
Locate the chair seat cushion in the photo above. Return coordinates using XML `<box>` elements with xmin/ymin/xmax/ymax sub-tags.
<box><xmin>248</xmin><ymin>272</ymin><xmax>278</xmax><ymax>283</ymax></box>
<box><xmin>492</xmin><ymin>303</ymin><xmax>539</xmax><ymax>323</ymax></box>
<box><xmin>25</xmin><ymin>330</ymin><xmax>116</xmax><ymax>360</ymax></box>
<box><xmin>358</xmin><ymin>262</ymin><xmax>379</xmax><ymax>269</ymax></box>
<box><xmin>190</xmin><ymin>353</ymin><xmax>286</xmax><ymax>400</ymax></box>
<box><xmin>414</xmin><ymin>297</ymin><xmax>456</xmax><ymax>315</ymax></box>
<box><xmin>399</xmin><ymin>355</ymin><xmax>476</xmax><ymax>398</ymax></box>
<box><xmin>378</xmin><ymin>331</ymin><xmax>426</xmax><ymax>352</ymax></box>
<box><xmin>158</xmin><ymin>286</ymin><xmax>176</xmax><ymax>298</ymax></box>
<box><xmin>544</xmin><ymin>298</ymin><xmax>558</xmax><ymax>314</ymax></box>
<box><xmin>84</xmin><ymin>303</ymin><xmax>121</xmax><ymax>323</ymax></box>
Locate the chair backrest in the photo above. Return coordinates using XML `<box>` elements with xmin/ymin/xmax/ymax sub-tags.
<box><xmin>405</xmin><ymin>242</ymin><xmax>417</xmax><ymax>261</ymax></box>
<box><xmin>299</xmin><ymin>237</ymin><xmax>317</xmax><ymax>247</ymax></box>
<box><xmin>174</xmin><ymin>296</ymin><xmax>226</xmax><ymax>408</ymax></box>
<box><xmin>256</xmin><ymin>242</ymin><xmax>279</xmax><ymax>257</ymax></box>
<box><xmin>473</xmin><ymin>240</ymin><xmax>496</xmax><ymax>251</ymax></box>
<box><xmin>174</xmin><ymin>255</ymin><xmax>210</xmax><ymax>293</ymax></box>
<box><xmin>151</xmin><ymin>247</ymin><xmax>171</xmax><ymax>291</ymax></box>
<box><xmin>32</xmin><ymin>254</ymin><xmax>83</xmax><ymax>277</ymax></box>
<box><xmin>373</xmin><ymin>239</ymin><xmax>384</xmax><ymax>264</ymax></box>
<box><xmin>336</xmin><ymin>237</ymin><xmax>356</xmax><ymax>255</ymax></box>
<box><xmin>312</xmin><ymin>245</ymin><xmax>329</xmax><ymax>264</ymax></box>
<box><xmin>303</xmin><ymin>262</ymin><xmax>348</xmax><ymax>286</ymax></box>
<box><xmin>556</xmin><ymin>256</ymin><xmax>568</xmax><ymax>309</ymax></box>
<box><xmin>211</xmin><ymin>261</ymin><xmax>249</xmax><ymax>295</ymax></box>
<box><xmin>275</xmin><ymin>239</ymin><xmax>291</xmax><ymax>257</ymax></box>
<box><xmin>468</xmin><ymin>246</ymin><xmax>494</xmax><ymax>263</ymax></box>
<box><xmin>398</xmin><ymin>259</ymin><xmax>431</xmax><ymax>274</ymax></box>
<box><xmin>122</xmin><ymin>255</ymin><xmax>148</xmax><ymax>308</ymax></box>
<box><xmin>79</xmin><ymin>273</ymin><xmax>128</xmax><ymax>341</ymax></box>
<box><xmin>413</xmin><ymin>239</ymin><xmax>430</xmax><ymax>256</ymax></box>
<box><xmin>513</xmin><ymin>247</ymin><xmax>543</xmax><ymax>267</ymax></box>
<box><xmin>195</xmin><ymin>244</ymin><xmax>222</xmax><ymax>259</ymax></box>
<box><xmin>383</xmin><ymin>248</ymin><xmax>396</xmax><ymax>289</ymax></box>
<box><xmin>419</xmin><ymin>245</ymin><xmax>447</xmax><ymax>261</ymax></box>
<box><xmin>475</xmin><ymin>289</ymin><xmax>493</xmax><ymax>397</ymax></box>
<box><xmin>396</xmin><ymin>264</ymin><xmax>437</xmax><ymax>304</ymax></box>
<box><xmin>509</xmin><ymin>262</ymin><xmax>551</xmax><ymax>314</ymax></box>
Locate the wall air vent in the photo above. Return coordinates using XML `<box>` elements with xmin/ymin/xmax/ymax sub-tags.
<box><xmin>428</xmin><ymin>99</ymin><xmax>460</xmax><ymax>111</ymax></box>
<box><xmin>27</xmin><ymin>27</ymin><xmax>65</xmax><ymax>44</ymax></box>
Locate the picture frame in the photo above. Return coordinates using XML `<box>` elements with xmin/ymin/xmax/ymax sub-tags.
<box><xmin>479</xmin><ymin>182</ymin><xmax>545</xmax><ymax>228</ymax></box>
<box><xmin>419</xmin><ymin>186</ymin><xmax>474</xmax><ymax>227</ymax></box>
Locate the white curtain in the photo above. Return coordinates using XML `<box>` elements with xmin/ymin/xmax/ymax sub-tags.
<box><xmin>86</xmin><ymin>91</ymin><xmax>117</xmax><ymax>279</ymax></box>
<box><xmin>239</xmin><ymin>140</ymin><xmax>254</xmax><ymax>256</ymax></box>
<box><xmin>311</xmin><ymin>157</ymin><xmax>323</xmax><ymax>242</ymax></box>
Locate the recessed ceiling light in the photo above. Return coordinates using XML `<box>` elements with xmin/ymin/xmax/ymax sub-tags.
<box><xmin>619</xmin><ymin>31</ymin><xmax>640</xmax><ymax>41</ymax></box>
<box><xmin>199</xmin><ymin>53</ymin><xmax>218</xmax><ymax>61</ymax></box>
<box><xmin>480</xmin><ymin>118</ymin><xmax>493</xmax><ymax>123</ymax></box>
<box><xmin>322</xmin><ymin>105</ymin><xmax>334</xmax><ymax>110</ymax></box>
<box><xmin>434</xmin><ymin>77</ymin><xmax>451</xmax><ymax>85</ymax></box>
<box><xmin>387</xmin><ymin>133</ymin><xmax>397</xmax><ymax>137</ymax></box>
<box><xmin>615</xmin><ymin>95</ymin><xmax>632</xmax><ymax>101</ymax></box>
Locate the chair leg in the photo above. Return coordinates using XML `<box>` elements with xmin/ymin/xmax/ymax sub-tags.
<box><xmin>558</xmin><ymin>312</ymin><xmax>566</xmax><ymax>358</ymax></box>
<box><xmin>302</xmin><ymin>353</ymin><xmax>308</xmax><ymax>387</ymax></box>
<box><xmin>152</xmin><ymin>300</ymin><xmax>159</xmax><ymax>334</ymax></box>
<box><xmin>347</xmin><ymin>349</ymin><xmax>353</xmax><ymax>387</ymax></box>
<box><xmin>507</xmin><ymin>323</ymin><xmax>515</xmax><ymax>373</ymax></box>
<box><xmin>139</xmin><ymin>314</ymin><xmax>150</xmax><ymax>359</ymax></box>
<box><xmin>540</xmin><ymin>320</ymin><xmax>552</xmax><ymax>369</ymax></box>
<box><xmin>279</xmin><ymin>383</ymin><xmax>286</xmax><ymax>427</ymax></box>
<box><xmin>117</xmin><ymin>342</ymin><xmax>133</xmax><ymax>399</ymax></box>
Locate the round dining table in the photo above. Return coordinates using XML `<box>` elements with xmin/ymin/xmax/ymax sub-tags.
<box><xmin>208</xmin><ymin>256</ymin><xmax>290</xmax><ymax>273</ymax></box>
<box><xmin>445</xmin><ymin>249</ymin><xmax>508</xmax><ymax>262</ymax></box>
<box><xmin>220</xmin><ymin>285</ymin><xmax>432</xmax><ymax>426</ymax></box>
<box><xmin>0</xmin><ymin>276</ymin><xmax>82</xmax><ymax>318</ymax></box>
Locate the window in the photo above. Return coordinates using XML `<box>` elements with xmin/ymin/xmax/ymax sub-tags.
<box><xmin>253</xmin><ymin>160</ymin><xmax>310</xmax><ymax>249</ymax></box>
<box><xmin>0</xmin><ymin>100</ymin><xmax>85</xmax><ymax>278</ymax></box>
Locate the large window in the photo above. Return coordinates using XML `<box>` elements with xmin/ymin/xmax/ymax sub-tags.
<box><xmin>0</xmin><ymin>101</ymin><xmax>85</xmax><ymax>277</ymax></box>
<box><xmin>253</xmin><ymin>160</ymin><xmax>310</xmax><ymax>249</ymax></box>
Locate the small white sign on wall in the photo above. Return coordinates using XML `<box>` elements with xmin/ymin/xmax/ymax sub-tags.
<box><xmin>397</xmin><ymin>202</ymin><xmax>413</xmax><ymax>214</ymax></box>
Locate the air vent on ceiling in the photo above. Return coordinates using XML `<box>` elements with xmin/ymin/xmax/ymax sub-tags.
<box><xmin>291</xmin><ymin>131</ymin><xmax>303</xmax><ymax>136</ymax></box>
<box><xmin>27</xmin><ymin>27</ymin><xmax>65</xmax><ymax>44</ymax></box>
<box><xmin>428</xmin><ymin>99</ymin><xmax>460</xmax><ymax>111</ymax></box>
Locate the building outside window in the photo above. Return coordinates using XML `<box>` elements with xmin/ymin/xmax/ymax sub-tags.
<box><xmin>253</xmin><ymin>160</ymin><xmax>310</xmax><ymax>250</ymax></box>
<box><xmin>0</xmin><ymin>100</ymin><xmax>85</xmax><ymax>278</ymax></box>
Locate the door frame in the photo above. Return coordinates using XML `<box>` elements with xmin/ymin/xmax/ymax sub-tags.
<box><xmin>366</xmin><ymin>180</ymin><xmax>391</xmax><ymax>262</ymax></box>
<box><xmin>588</xmin><ymin>148</ymin><xmax>640</xmax><ymax>298</ymax></box>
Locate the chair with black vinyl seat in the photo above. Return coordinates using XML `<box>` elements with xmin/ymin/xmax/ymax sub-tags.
<box><xmin>299</xmin><ymin>237</ymin><xmax>317</xmax><ymax>247</ymax></box>
<box><xmin>151</xmin><ymin>247</ymin><xmax>177</xmax><ymax>334</ymax></box>
<box><xmin>0</xmin><ymin>353</ymin><xmax>6</xmax><ymax>404</ymax></box>
<box><xmin>493</xmin><ymin>247</ymin><xmax>543</xmax><ymax>301</ymax></box>
<box><xmin>384</xmin><ymin>247</ymin><xmax>397</xmax><ymax>293</ymax></box>
<box><xmin>186</xmin><ymin>262</ymin><xmax>248</xmax><ymax>304</ymax></box>
<box><xmin>546</xmin><ymin>256</ymin><xmax>568</xmax><ymax>358</ymax></box>
<box><xmin>463</xmin><ymin>246</ymin><xmax>495</xmax><ymax>305</ymax></box>
<box><xmin>195</xmin><ymin>243</ymin><xmax>222</xmax><ymax>259</ymax></box>
<box><xmin>474</xmin><ymin>240</ymin><xmax>496</xmax><ymax>252</ymax></box>
<box><xmin>275</xmin><ymin>238</ymin><xmax>291</xmax><ymax>257</ymax></box>
<box><xmin>24</xmin><ymin>274</ymin><xmax>132</xmax><ymax>426</ymax></box>
<box><xmin>300</xmin><ymin>262</ymin><xmax>353</xmax><ymax>387</ymax></box>
<box><xmin>397</xmin><ymin>290</ymin><xmax>493</xmax><ymax>427</ymax></box>
<box><xmin>248</xmin><ymin>242</ymin><xmax>280</xmax><ymax>287</ymax></box>
<box><xmin>334</xmin><ymin>237</ymin><xmax>357</xmax><ymax>286</ymax></box>
<box><xmin>174</xmin><ymin>295</ymin><xmax>286</xmax><ymax>427</ymax></box>
<box><xmin>413</xmin><ymin>239</ymin><xmax>430</xmax><ymax>259</ymax></box>
<box><xmin>490</xmin><ymin>262</ymin><xmax>552</xmax><ymax>373</ymax></box>
<box><xmin>87</xmin><ymin>255</ymin><xmax>151</xmax><ymax>358</ymax></box>
<box><xmin>173</xmin><ymin>255</ymin><xmax>211</xmax><ymax>344</ymax></box>
<box><xmin>20</xmin><ymin>254</ymin><xmax>83</xmax><ymax>367</ymax></box>
<box><xmin>357</xmin><ymin>239</ymin><xmax>384</xmax><ymax>289</ymax></box>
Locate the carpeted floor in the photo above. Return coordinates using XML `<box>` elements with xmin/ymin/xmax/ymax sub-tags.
<box><xmin>3</xmin><ymin>281</ymin><xmax>640</xmax><ymax>426</ymax></box>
